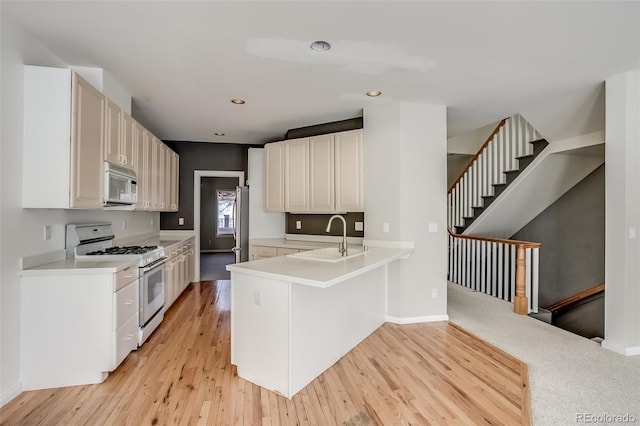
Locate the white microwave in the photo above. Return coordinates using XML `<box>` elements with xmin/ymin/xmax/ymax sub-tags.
<box><xmin>104</xmin><ymin>162</ymin><xmax>137</xmax><ymax>207</ymax></box>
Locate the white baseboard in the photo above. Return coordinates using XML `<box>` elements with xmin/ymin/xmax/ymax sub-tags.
<box><xmin>386</xmin><ymin>314</ymin><xmax>449</xmax><ymax>324</ymax></box>
<box><xmin>602</xmin><ymin>340</ymin><xmax>640</xmax><ymax>356</ymax></box>
<box><xmin>1</xmin><ymin>382</ymin><xmax>22</xmax><ymax>407</ymax></box>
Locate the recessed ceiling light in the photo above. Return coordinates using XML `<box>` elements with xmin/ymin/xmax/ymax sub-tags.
<box><xmin>231</xmin><ymin>99</ymin><xmax>245</xmax><ymax>105</ymax></box>
<box><xmin>213</xmin><ymin>132</ymin><xmax>226</xmax><ymax>136</ymax></box>
<box><xmin>310</xmin><ymin>40</ymin><xmax>331</xmax><ymax>52</ymax></box>
<box><xmin>366</xmin><ymin>90</ymin><xmax>382</xmax><ymax>97</ymax></box>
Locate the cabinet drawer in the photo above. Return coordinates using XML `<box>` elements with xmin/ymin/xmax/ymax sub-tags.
<box><xmin>115</xmin><ymin>265</ymin><xmax>139</xmax><ymax>291</ymax></box>
<box><xmin>114</xmin><ymin>281</ymin><xmax>139</xmax><ymax>330</ymax></box>
<box><xmin>276</xmin><ymin>247</ymin><xmax>299</xmax><ymax>256</ymax></box>
<box><xmin>254</xmin><ymin>246</ymin><xmax>277</xmax><ymax>258</ymax></box>
<box><xmin>113</xmin><ymin>314</ymin><xmax>138</xmax><ymax>370</ymax></box>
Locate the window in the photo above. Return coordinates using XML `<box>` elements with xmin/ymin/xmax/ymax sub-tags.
<box><xmin>216</xmin><ymin>189</ymin><xmax>236</xmax><ymax>236</ymax></box>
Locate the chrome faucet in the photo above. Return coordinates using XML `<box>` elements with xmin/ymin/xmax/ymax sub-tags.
<box><xmin>326</xmin><ymin>215</ymin><xmax>348</xmax><ymax>256</ymax></box>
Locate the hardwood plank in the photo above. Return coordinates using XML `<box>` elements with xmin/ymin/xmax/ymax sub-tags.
<box><xmin>0</xmin><ymin>280</ymin><xmax>531</xmax><ymax>425</ymax></box>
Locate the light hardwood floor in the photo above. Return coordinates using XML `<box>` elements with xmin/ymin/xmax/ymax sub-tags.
<box><xmin>1</xmin><ymin>281</ymin><xmax>531</xmax><ymax>425</ymax></box>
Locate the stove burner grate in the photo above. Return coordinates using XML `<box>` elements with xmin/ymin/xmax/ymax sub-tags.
<box><xmin>86</xmin><ymin>245</ymin><xmax>158</xmax><ymax>256</ymax></box>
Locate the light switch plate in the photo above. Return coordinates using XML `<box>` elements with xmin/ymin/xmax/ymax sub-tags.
<box><xmin>428</xmin><ymin>223</ymin><xmax>438</xmax><ymax>233</ymax></box>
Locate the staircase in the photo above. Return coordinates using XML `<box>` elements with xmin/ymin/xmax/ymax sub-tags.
<box><xmin>448</xmin><ymin>115</ymin><xmax>549</xmax><ymax>235</ymax></box>
<box><xmin>447</xmin><ymin>114</ymin><xmax>605</xmax><ymax>319</ymax></box>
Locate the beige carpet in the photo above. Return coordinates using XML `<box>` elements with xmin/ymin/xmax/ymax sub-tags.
<box><xmin>447</xmin><ymin>283</ymin><xmax>640</xmax><ymax>426</ymax></box>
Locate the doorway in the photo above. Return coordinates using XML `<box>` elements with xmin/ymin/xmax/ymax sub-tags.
<box><xmin>193</xmin><ymin>170</ymin><xmax>244</xmax><ymax>282</ymax></box>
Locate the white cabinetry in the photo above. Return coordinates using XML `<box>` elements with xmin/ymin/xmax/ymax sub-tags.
<box><xmin>23</xmin><ymin>66</ymin><xmax>105</xmax><ymax>208</ymax></box>
<box><xmin>334</xmin><ymin>130</ymin><xmax>364</xmax><ymax>212</ymax></box>
<box><xmin>264</xmin><ymin>141</ymin><xmax>285</xmax><ymax>211</ymax></box>
<box><xmin>263</xmin><ymin>129</ymin><xmax>364</xmax><ymax>213</ymax></box>
<box><xmin>22</xmin><ymin>65</ymin><xmax>177</xmax><ymax>211</ymax></box>
<box><xmin>309</xmin><ymin>134</ymin><xmax>335</xmax><ymax>212</ymax></box>
<box><xmin>105</xmin><ymin>103</ymin><xmax>137</xmax><ymax>172</ymax></box>
<box><xmin>163</xmin><ymin>237</ymin><xmax>195</xmax><ymax>309</ymax></box>
<box><xmin>284</xmin><ymin>138</ymin><xmax>310</xmax><ymax>212</ymax></box>
<box><xmin>20</xmin><ymin>263</ymin><xmax>140</xmax><ymax>390</ymax></box>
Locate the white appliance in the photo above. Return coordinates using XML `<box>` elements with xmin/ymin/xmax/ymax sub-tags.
<box><xmin>232</xmin><ymin>186</ymin><xmax>250</xmax><ymax>263</ymax></box>
<box><xmin>104</xmin><ymin>161</ymin><xmax>137</xmax><ymax>207</ymax></box>
<box><xmin>66</xmin><ymin>223</ymin><xmax>166</xmax><ymax>346</ymax></box>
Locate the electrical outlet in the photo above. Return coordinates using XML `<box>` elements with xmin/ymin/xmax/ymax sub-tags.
<box><xmin>179</xmin><ymin>217</ymin><xmax>185</xmax><ymax>226</ymax></box>
<box><xmin>355</xmin><ymin>222</ymin><xmax>364</xmax><ymax>232</ymax></box>
<box><xmin>122</xmin><ymin>220</ymin><xmax>127</xmax><ymax>230</ymax></box>
<box><xmin>432</xmin><ymin>289</ymin><xmax>438</xmax><ymax>299</ymax></box>
<box><xmin>150</xmin><ymin>218</ymin><xmax>154</xmax><ymax>227</ymax></box>
<box><xmin>383</xmin><ymin>223</ymin><xmax>390</xmax><ymax>233</ymax></box>
<box><xmin>43</xmin><ymin>225</ymin><xmax>51</xmax><ymax>241</ymax></box>
<box><xmin>296</xmin><ymin>220</ymin><xmax>302</xmax><ymax>230</ymax></box>
<box><xmin>254</xmin><ymin>289</ymin><xmax>262</xmax><ymax>306</ymax></box>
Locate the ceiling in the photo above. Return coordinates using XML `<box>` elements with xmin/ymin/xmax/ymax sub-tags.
<box><xmin>3</xmin><ymin>1</ymin><xmax>639</xmax><ymax>145</ymax></box>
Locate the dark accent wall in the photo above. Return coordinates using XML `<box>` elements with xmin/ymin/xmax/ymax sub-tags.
<box><xmin>286</xmin><ymin>213</ymin><xmax>364</xmax><ymax>238</ymax></box>
<box><xmin>510</xmin><ymin>164</ymin><xmax>605</xmax><ymax>307</ymax></box>
<box><xmin>160</xmin><ymin>141</ymin><xmax>257</xmax><ymax>230</ymax></box>
<box><xmin>285</xmin><ymin>117</ymin><xmax>362</xmax><ymax>139</ymax></box>
<box><xmin>200</xmin><ymin>177</ymin><xmax>238</xmax><ymax>251</ymax></box>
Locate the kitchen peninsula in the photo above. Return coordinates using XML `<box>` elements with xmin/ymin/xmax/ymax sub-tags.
<box><xmin>226</xmin><ymin>245</ymin><xmax>412</xmax><ymax>398</ymax></box>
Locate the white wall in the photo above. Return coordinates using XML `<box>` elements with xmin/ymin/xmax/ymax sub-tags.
<box><xmin>1</xmin><ymin>13</ymin><xmax>159</xmax><ymax>405</ymax></box>
<box><xmin>364</xmin><ymin>102</ymin><xmax>448</xmax><ymax>321</ymax></box>
<box><xmin>603</xmin><ymin>70</ymin><xmax>640</xmax><ymax>356</ymax></box>
<box><xmin>447</xmin><ymin>120</ymin><xmax>500</xmax><ymax>155</ymax></box>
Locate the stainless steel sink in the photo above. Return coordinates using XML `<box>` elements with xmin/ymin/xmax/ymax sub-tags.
<box><xmin>286</xmin><ymin>247</ymin><xmax>365</xmax><ymax>263</ymax></box>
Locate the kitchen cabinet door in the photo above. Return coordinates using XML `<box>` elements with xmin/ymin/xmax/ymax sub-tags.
<box><xmin>335</xmin><ymin>129</ymin><xmax>364</xmax><ymax>212</ymax></box>
<box><xmin>135</xmin><ymin>126</ymin><xmax>151</xmax><ymax>210</ymax></box>
<box><xmin>70</xmin><ymin>73</ymin><xmax>106</xmax><ymax>208</ymax></box>
<box><xmin>309</xmin><ymin>134</ymin><xmax>335</xmax><ymax>212</ymax></box>
<box><xmin>264</xmin><ymin>141</ymin><xmax>285</xmax><ymax>212</ymax></box>
<box><xmin>284</xmin><ymin>138</ymin><xmax>310</xmax><ymax>212</ymax></box>
<box><xmin>169</xmin><ymin>151</ymin><xmax>179</xmax><ymax>211</ymax></box>
<box><xmin>121</xmin><ymin>112</ymin><xmax>137</xmax><ymax>172</ymax></box>
<box><xmin>104</xmin><ymin>99</ymin><xmax>122</xmax><ymax>166</ymax></box>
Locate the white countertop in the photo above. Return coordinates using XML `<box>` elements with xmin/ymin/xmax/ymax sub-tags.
<box><xmin>251</xmin><ymin>238</ymin><xmax>344</xmax><ymax>250</ymax></box>
<box><xmin>19</xmin><ymin>258</ymin><xmax>139</xmax><ymax>276</ymax></box>
<box><xmin>226</xmin><ymin>247</ymin><xmax>413</xmax><ymax>288</ymax></box>
<box><xmin>20</xmin><ymin>231</ymin><xmax>195</xmax><ymax>276</ymax></box>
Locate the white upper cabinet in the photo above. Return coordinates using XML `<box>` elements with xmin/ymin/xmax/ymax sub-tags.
<box><xmin>104</xmin><ymin>99</ymin><xmax>122</xmax><ymax>166</ymax></box>
<box><xmin>263</xmin><ymin>129</ymin><xmax>364</xmax><ymax>213</ymax></box>
<box><xmin>23</xmin><ymin>65</ymin><xmax>178</xmax><ymax>211</ymax></box>
<box><xmin>69</xmin><ymin>73</ymin><xmax>106</xmax><ymax>208</ymax></box>
<box><xmin>23</xmin><ymin>66</ymin><xmax>106</xmax><ymax>208</ymax></box>
<box><xmin>121</xmin><ymin>112</ymin><xmax>137</xmax><ymax>172</ymax></box>
<box><xmin>284</xmin><ymin>138</ymin><xmax>310</xmax><ymax>212</ymax></box>
<box><xmin>334</xmin><ymin>129</ymin><xmax>364</xmax><ymax>212</ymax></box>
<box><xmin>264</xmin><ymin>141</ymin><xmax>285</xmax><ymax>212</ymax></box>
<box><xmin>309</xmin><ymin>134</ymin><xmax>335</xmax><ymax>213</ymax></box>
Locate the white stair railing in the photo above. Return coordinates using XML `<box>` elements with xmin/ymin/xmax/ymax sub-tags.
<box><xmin>448</xmin><ymin>231</ymin><xmax>540</xmax><ymax>314</ymax></box>
<box><xmin>448</xmin><ymin>114</ymin><xmax>543</xmax><ymax>231</ymax></box>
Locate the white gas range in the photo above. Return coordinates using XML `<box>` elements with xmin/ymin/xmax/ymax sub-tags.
<box><xmin>66</xmin><ymin>223</ymin><xmax>166</xmax><ymax>346</ymax></box>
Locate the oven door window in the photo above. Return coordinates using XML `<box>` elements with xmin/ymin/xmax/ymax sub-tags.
<box><xmin>141</xmin><ymin>264</ymin><xmax>165</xmax><ymax>325</ymax></box>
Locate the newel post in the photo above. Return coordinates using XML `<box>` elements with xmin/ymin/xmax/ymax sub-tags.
<box><xmin>513</xmin><ymin>244</ymin><xmax>529</xmax><ymax>315</ymax></box>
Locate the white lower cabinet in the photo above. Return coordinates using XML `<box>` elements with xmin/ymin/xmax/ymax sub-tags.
<box><xmin>163</xmin><ymin>237</ymin><xmax>195</xmax><ymax>310</ymax></box>
<box><xmin>20</xmin><ymin>263</ymin><xmax>140</xmax><ymax>390</ymax></box>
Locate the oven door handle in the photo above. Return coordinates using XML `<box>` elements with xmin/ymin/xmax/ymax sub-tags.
<box><xmin>142</xmin><ymin>257</ymin><xmax>167</xmax><ymax>272</ymax></box>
